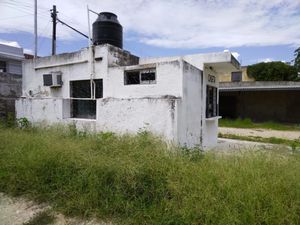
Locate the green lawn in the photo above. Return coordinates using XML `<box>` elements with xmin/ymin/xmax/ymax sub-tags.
<box><xmin>1</xmin><ymin>125</ymin><xmax>300</xmax><ymax>225</ymax></box>
<box><xmin>219</xmin><ymin>118</ymin><xmax>300</xmax><ymax>131</ymax></box>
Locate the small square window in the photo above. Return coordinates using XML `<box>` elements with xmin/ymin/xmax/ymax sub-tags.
<box><xmin>141</xmin><ymin>71</ymin><xmax>155</xmax><ymax>84</ymax></box>
<box><xmin>125</xmin><ymin>71</ymin><xmax>140</xmax><ymax>85</ymax></box>
<box><xmin>231</xmin><ymin>71</ymin><xmax>242</xmax><ymax>82</ymax></box>
<box><xmin>43</xmin><ymin>74</ymin><xmax>53</xmax><ymax>86</ymax></box>
<box><xmin>71</xmin><ymin>99</ymin><xmax>96</xmax><ymax>119</ymax></box>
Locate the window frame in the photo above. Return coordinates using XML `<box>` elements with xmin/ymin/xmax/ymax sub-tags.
<box><xmin>124</xmin><ymin>68</ymin><xmax>156</xmax><ymax>85</ymax></box>
<box><xmin>69</xmin><ymin>79</ymin><xmax>103</xmax><ymax>119</ymax></box>
<box><xmin>0</xmin><ymin>60</ymin><xmax>7</xmax><ymax>72</ymax></box>
<box><xmin>206</xmin><ymin>85</ymin><xmax>218</xmax><ymax>118</ymax></box>
<box><xmin>231</xmin><ymin>71</ymin><xmax>242</xmax><ymax>82</ymax></box>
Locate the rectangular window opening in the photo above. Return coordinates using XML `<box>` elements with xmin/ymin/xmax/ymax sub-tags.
<box><xmin>0</xmin><ymin>61</ymin><xmax>6</xmax><ymax>72</ymax></box>
<box><xmin>125</xmin><ymin>68</ymin><xmax>156</xmax><ymax>85</ymax></box>
<box><xmin>206</xmin><ymin>85</ymin><xmax>218</xmax><ymax>118</ymax></box>
<box><xmin>71</xmin><ymin>99</ymin><xmax>96</xmax><ymax>119</ymax></box>
<box><xmin>231</xmin><ymin>71</ymin><xmax>242</xmax><ymax>82</ymax></box>
<box><xmin>141</xmin><ymin>71</ymin><xmax>156</xmax><ymax>84</ymax></box>
<box><xmin>69</xmin><ymin>79</ymin><xmax>103</xmax><ymax>119</ymax></box>
<box><xmin>43</xmin><ymin>74</ymin><xmax>53</xmax><ymax>86</ymax></box>
<box><xmin>125</xmin><ymin>71</ymin><xmax>140</xmax><ymax>85</ymax></box>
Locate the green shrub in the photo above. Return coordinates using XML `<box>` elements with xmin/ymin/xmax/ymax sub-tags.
<box><xmin>247</xmin><ymin>61</ymin><xmax>298</xmax><ymax>81</ymax></box>
<box><xmin>0</xmin><ymin>126</ymin><xmax>300</xmax><ymax>225</ymax></box>
<box><xmin>17</xmin><ymin>117</ymin><xmax>30</xmax><ymax>129</ymax></box>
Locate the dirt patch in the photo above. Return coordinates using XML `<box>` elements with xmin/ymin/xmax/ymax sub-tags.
<box><xmin>0</xmin><ymin>193</ymin><xmax>46</xmax><ymax>225</ymax></box>
<box><xmin>214</xmin><ymin>138</ymin><xmax>288</xmax><ymax>152</ymax></box>
<box><xmin>219</xmin><ymin>127</ymin><xmax>300</xmax><ymax>140</ymax></box>
<box><xmin>0</xmin><ymin>193</ymin><xmax>111</xmax><ymax>225</ymax></box>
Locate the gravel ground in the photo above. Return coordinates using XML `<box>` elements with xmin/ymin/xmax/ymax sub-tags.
<box><xmin>0</xmin><ymin>193</ymin><xmax>111</xmax><ymax>225</ymax></box>
<box><xmin>213</xmin><ymin>138</ymin><xmax>289</xmax><ymax>152</ymax></box>
<box><xmin>219</xmin><ymin>127</ymin><xmax>300</xmax><ymax>140</ymax></box>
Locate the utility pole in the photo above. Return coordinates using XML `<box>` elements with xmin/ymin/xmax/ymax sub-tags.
<box><xmin>51</xmin><ymin>5</ymin><xmax>57</xmax><ymax>55</ymax></box>
<box><xmin>34</xmin><ymin>0</ymin><xmax>37</xmax><ymax>58</ymax></box>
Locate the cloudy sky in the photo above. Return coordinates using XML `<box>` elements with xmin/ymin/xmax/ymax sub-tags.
<box><xmin>0</xmin><ymin>0</ymin><xmax>299</xmax><ymax>65</ymax></box>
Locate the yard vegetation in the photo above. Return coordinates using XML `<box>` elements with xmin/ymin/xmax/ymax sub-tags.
<box><xmin>220</xmin><ymin>118</ymin><xmax>300</xmax><ymax>131</ymax></box>
<box><xmin>0</xmin><ymin>124</ymin><xmax>300</xmax><ymax>225</ymax></box>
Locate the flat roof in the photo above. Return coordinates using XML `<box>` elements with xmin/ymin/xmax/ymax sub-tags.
<box><xmin>220</xmin><ymin>81</ymin><xmax>300</xmax><ymax>91</ymax></box>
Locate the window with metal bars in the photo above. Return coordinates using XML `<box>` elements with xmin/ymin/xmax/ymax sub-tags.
<box><xmin>125</xmin><ymin>68</ymin><xmax>156</xmax><ymax>85</ymax></box>
<box><xmin>206</xmin><ymin>85</ymin><xmax>218</xmax><ymax>118</ymax></box>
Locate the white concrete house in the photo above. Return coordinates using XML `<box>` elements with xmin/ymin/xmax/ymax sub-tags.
<box><xmin>0</xmin><ymin>43</ymin><xmax>24</xmax><ymax>75</ymax></box>
<box><xmin>16</xmin><ymin>43</ymin><xmax>239</xmax><ymax>149</ymax></box>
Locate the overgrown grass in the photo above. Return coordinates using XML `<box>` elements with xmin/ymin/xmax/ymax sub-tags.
<box><xmin>220</xmin><ymin>118</ymin><xmax>300</xmax><ymax>131</ymax></box>
<box><xmin>1</xmin><ymin>125</ymin><xmax>300</xmax><ymax>225</ymax></box>
<box><xmin>219</xmin><ymin>133</ymin><xmax>300</xmax><ymax>150</ymax></box>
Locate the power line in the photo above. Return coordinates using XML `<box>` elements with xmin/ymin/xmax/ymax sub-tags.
<box><xmin>0</xmin><ymin>14</ymin><xmax>34</xmax><ymax>21</ymax></box>
<box><xmin>4</xmin><ymin>0</ymin><xmax>49</xmax><ymax>12</ymax></box>
<box><xmin>49</xmin><ymin>4</ymin><xmax>90</xmax><ymax>55</ymax></box>
<box><xmin>1</xmin><ymin>1</ymin><xmax>48</xmax><ymax>19</ymax></box>
<box><xmin>37</xmin><ymin>20</ymin><xmax>51</xmax><ymax>54</ymax></box>
<box><xmin>57</xmin><ymin>18</ymin><xmax>89</xmax><ymax>39</ymax></box>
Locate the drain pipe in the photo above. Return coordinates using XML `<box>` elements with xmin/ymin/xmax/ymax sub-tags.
<box><xmin>87</xmin><ymin>5</ymin><xmax>95</xmax><ymax>100</ymax></box>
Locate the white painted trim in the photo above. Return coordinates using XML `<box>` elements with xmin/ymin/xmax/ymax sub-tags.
<box><xmin>34</xmin><ymin>60</ymin><xmax>88</xmax><ymax>70</ymax></box>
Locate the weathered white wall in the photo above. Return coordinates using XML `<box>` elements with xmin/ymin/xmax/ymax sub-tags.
<box><xmin>106</xmin><ymin>60</ymin><xmax>183</xmax><ymax>98</ymax></box>
<box><xmin>177</xmin><ymin>61</ymin><xmax>203</xmax><ymax>148</ymax></box>
<box><xmin>21</xmin><ymin>45</ymin><xmax>140</xmax><ymax>99</ymax></box>
<box><xmin>96</xmin><ymin>97</ymin><xmax>178</xmax><ymax>141</ymax></box>
<box><xmin>16</xmin><ymin>98</ymin><xmax>63</xmax><ymax>123</ymax></box>
<box><xmin>140</xmin><ymin>52</ymin><xmax>234</xmax><ymax>71</ymax></box>
<box><xmin>22</xmin><ymin>48</ymin><xmax>91</xmax><ymax>99</ymax></box>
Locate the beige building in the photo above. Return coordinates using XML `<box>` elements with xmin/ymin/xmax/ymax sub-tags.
<box><xmin>219</xmin><ymin>66</ymin><xmax>254</xmax><ymax>82</ymax></box>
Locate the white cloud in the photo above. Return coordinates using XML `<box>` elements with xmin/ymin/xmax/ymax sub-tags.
<box><xmin>258</xmin><ymin>58</ymin><xmax>274</xmax><ymax>63</ymax></box>
<box><xmin>0</xmin><ymin>0</ymin><xmax>299</xmax><ymax>49</ymax></box>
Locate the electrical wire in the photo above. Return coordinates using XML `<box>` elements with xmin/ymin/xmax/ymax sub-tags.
<box><xmin>0</xmin><ymin>14</ymin><xmax>34</xmax><ymax>21</ymax></box>
<box><xmin>1</xmin><ymin>1</ymin><xmax>49</xmax><ymax>19</ymax></box>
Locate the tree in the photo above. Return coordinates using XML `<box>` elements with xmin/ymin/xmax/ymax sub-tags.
<box><xmin>247</xmin><ymin>61</ymin><xmax>298</xmax><ymax>81</ymax></box>
<box><xmin>294</xmin><ymin>47</ymin><xmax>300</xmax><ymax>72</ymax></box>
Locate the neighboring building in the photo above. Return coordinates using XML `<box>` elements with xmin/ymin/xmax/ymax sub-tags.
<box><xmin>220</xmin><ymin>82</ymin><xmax>300</xmax><ymax>123</ymax></box>
<box><xmin>0</xmin><ymin>43</ymin><xmax>24</xmax><ymax>75</ymax></box>
<box><xmin>219</xmin><ymin>66</ymin><xmax>254</xmax><ymax>82</ymax></box>
<box><xmin>0</xmin><ymin>43</ymin><xmax>24</xmax><ymax>119</ymax></box>
<box><xmin>219</xmin><ymin>66</ymin><xmax>300</xmax><ymax>123</ymax></box>
<box><xmin>16</xmin><ymin>44</ymin><xmax>239</xmax><ymax>149</ymax></box>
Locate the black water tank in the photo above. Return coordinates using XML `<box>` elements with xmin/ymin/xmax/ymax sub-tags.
<box><xmin>92</xmin><ymin>12</ymin><xmax>123</xmax><ymax>49</ymax></box>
